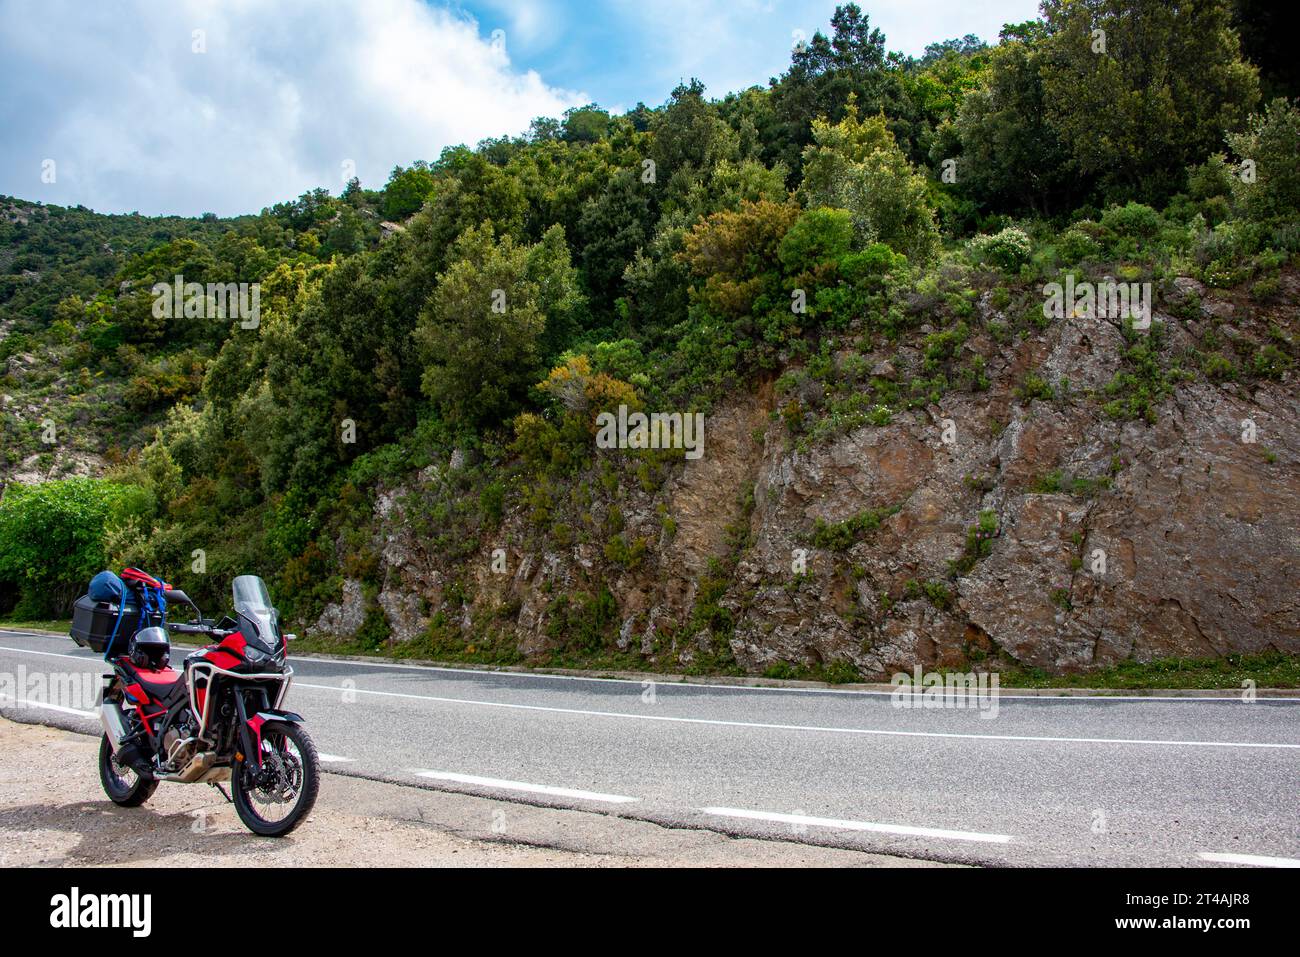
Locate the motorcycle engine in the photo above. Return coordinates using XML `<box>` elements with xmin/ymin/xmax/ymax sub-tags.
<box><xmin>163</xmin><ymin>714</ymin><xmax>199</xmax><ymax>768</ymax></box>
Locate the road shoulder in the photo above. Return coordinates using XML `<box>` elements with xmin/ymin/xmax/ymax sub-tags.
<box><xmin>0</xmin><ymin>716</ymin><xmax>950</xmax><ymax>867</ymax></box>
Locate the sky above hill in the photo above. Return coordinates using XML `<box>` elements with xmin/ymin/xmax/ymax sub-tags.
<box><xmin>0</xmin><ymin>0</ymin><xmax>1036</xmax><ymax>217</ymax></box>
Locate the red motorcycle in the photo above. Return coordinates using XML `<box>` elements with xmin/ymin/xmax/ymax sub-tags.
<box><xmin>78</xmin><ymin>572</ymin><xmax>319</xmax><ymax>836</ymax></box>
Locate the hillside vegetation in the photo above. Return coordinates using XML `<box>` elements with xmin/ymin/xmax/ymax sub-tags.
<box><xmin>1</xmin><ymin>1</ymin><xmax>1297</xmax><ymax>681</ymax></box>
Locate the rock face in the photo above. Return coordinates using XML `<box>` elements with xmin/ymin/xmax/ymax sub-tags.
<box><xmin>310</xmin><ymin>282</ymin><xmax>1299</xmax><ymax>677</ymax></box>
<box><xmin>311</xmin><ymin>579</ymin><xmax>366</xmax><ymax>638</ymax></box>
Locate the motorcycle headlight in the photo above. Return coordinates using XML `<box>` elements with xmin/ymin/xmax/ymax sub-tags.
<box><xmin>244</xmin><ymin>645</ymin><xmax>271</xmax><ymax>664</ymax></box>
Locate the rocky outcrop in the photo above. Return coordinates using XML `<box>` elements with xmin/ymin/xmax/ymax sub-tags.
<box><xmin>310</xmin><ymin>578</ymin><xmax>366</xmax><ymax>638</ymax></box>
<box><xmin>310</xmin><ymin>279</ymin><xmax>1299</xmax><ymax>677</ymax></box>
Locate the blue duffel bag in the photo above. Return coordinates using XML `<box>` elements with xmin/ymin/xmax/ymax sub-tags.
<box><xmin>88</xmin><ymin>570</ymin><xmax>125</xmax><ymax>603</ymax></box>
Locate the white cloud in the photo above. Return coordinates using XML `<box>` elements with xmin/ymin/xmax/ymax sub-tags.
<box><xmin>0</xmin><ymin>0</ymin><xmax>587</xmax><ymax>215</ymax></box>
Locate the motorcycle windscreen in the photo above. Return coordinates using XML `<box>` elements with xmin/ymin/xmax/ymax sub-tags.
<box><xmin>232</xmin><ymin>574</ymin><xmax>280</xmax><ymax>654</ymax></box>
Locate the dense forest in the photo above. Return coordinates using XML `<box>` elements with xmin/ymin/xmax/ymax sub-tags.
<box><xmin>1</xmin><ymin>1</ymin><xmax>1297</xmax><ymax>676</ymax></box>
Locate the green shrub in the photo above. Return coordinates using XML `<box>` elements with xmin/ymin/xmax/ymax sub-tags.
<box><xmin>949</xmin><ymin>509</ymin><xmax>999</xmax><ymax>577</ymax></box>
<box><xmin>0</xmin><ymin>478</ymin><xmax>150</xmax><ymax>617</ymax></box>
<box><xmin>811</xmin><ymin>505</ymin><xmax>899</xmax><ymax>551</ymax></box>
<box><xmin>1201</xmin><ymin>352</ymin><xmax>1235</xmax><ymax>380</ymax></box>
<box><xmin>1227</xmin><ymin>99</ymin><xmax>1300</xmax><ymax>224</ymax></box>
<box><xmin>1056</xmin><ymin>227</ymin><xmax>1102</xmax><ymax>264</ymax></box>
<box><xmin>1251</xmin><ymin>344</ymin><xmax>1293</xmax><ymax>380</ymax></box>
<box><xmin>968</xmin><ymin>227</ymin><xmax>1033</xmax><ymax>271</ymax></box>
<box><xmin>1100</xmin><ymin>202</ymin><xmax>1162</xmax><ymax>241</ymax></box>
<box><xmin>544</xmin><ymin>589</ymin><xmax>617</xmax><ymax>655</ymax></box>
<box><xmin>1018</xmin><ymin>372</ymin><xmax>1055</xmax><ymax>401</ymax></box>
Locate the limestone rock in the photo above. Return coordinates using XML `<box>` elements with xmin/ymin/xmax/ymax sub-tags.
<box><xmin>311</xmin><ymin>579</ymin><xmax>366</xmax><ymax>638</ymax></box>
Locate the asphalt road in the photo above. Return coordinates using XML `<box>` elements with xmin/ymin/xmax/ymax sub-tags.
<box><xmin>2</xmin><ymin>628</ymin><xmax>1297</xmax><ymax>867</ymax></box>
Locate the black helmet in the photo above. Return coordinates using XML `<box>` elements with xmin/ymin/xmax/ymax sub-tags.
<box><xmin>129</xmin><ymin>626</ymin><xmax>171</xmax><ymax>669</ymax></box>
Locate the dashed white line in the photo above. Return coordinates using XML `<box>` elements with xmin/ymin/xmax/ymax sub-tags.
<box><xmin>408</xmin><ymin>769</ymin><xmax>638</xmax><ymax>804</ymax></box>
<box><xmin>317</xmin><ymin>753</ymin><xmax>353</xmax><ymax>763</ymax></box>
<box><xmin>702</xmin><ymin>806</ymin><xmax>1013</xmax><ymax>844</ymax></box>
<box><xmin>1198</xmin><ymin>851</ymin><xmax>1300</xmax><ymax>868</ymax></box>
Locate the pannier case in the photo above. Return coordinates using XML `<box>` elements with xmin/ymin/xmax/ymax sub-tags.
<box><xmin>70</xmin><ymin>594</ymin><xmax>162</xmax><ymax>656</ymax></box>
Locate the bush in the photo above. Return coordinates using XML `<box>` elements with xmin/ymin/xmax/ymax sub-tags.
<box><xmin>778</xmin><ymin>207</ymin><xmax>855</xmax><ymax>277</ymax></box>
<box><xmin>1055</xmin><ymin>227</ymin><xmax>1102</xmax><ymax>264</ymax></box>
<box><xmin>1187</xmin><ymin>154</ymin><xmax>1235</xmax><ymax>203</ymax></box>
<box><xmin>968</xmin><ymin>227</ymin><xmax>1033</xmax><ymax>271</ymax></box>
<box><xmin>1100</xmin><ymin>202</ymin><xmax>1162</xmax><ymax>240</ymax></box>
<box><xmin>0</xmin><ymin>478</ymin><xmax>150</xmax><ymax>617</ymax></box>
<box><xmin>1227</xmin><ymin>99</ymin><xmax>1300</xmax><ymax>224</ymax></box>
<box><xmin>1251</xmin><ymin>344</ymin><xmax>1293</xmax><ymax>380</ymax></box>
<box><xmin>810</xmin><ymin>505</ymin><xmax>898</xmax><ymax>551</ymax></box>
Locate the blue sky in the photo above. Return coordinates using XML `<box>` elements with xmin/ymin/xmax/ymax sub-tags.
<box><xmin>468</xmin><ymin>0</ymin><xmax>1038</xmax><ymax>111</ymax></box>
<box><xmin>0</xmin><ymin>0</ymin><xmax>1038</xmax><ymax>217</ymax></box>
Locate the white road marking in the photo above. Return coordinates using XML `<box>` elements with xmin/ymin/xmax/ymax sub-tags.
<box><xmin>0</xmin><ymin>644</ymin><xmax>110</xmax><ymax>664</ymax></box>
<box><xmin>702</xmin><ymin>806</ymin><xmax>1012</xmax><ymax>844</ymax></box>
<box><xmin>289</xmin><ymin>682</ymin><xmax>1300</xmax><ymax>750</ymax></box>
<box><xmin>0</xmin><ymin>695</ymin><xmax>96</xmax><ymax>719</ymax></box>
<box><xmin>317</xmin><ymin>753</ymin><xmax>353</xmax><ymax>763</ymax></box>
<box><xmin>2</xmin><ymin>641</ymin><xmax>1298</xmax><ymax>749</ymax></box>
<box><xmin>3</xmin><ymin>635</ymin><xmax>1295</xmax><ymax>702</ymax></box>
<box><xmin>1198</xmin><ymin>851</ymin><xmax>1300</xmax><ymax>868</ymax></box>
<box><xmin>408</xmin><ymin>769</ymin><xmax>638</xmax><ymax>804</ymax></box>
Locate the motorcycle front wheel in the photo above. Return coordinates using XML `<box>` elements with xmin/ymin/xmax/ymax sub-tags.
<box><xmin>232</xmin><ymin>721</ymin><xmax>319</xmax><ymax>837</ymax></box>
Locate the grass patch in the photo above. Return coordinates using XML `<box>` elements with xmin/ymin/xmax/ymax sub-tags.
<box><xmin>762</xmin><ymin>658</ymin><xmax>862</xmax><ymax>684</ymax></box>
<box><xmin>810</xmin><ymin>503</ymin><xmax>901</xmax><ymax>551</ymax></box>
<box><xmin>997</xmin><ymin>652</ymin><xmax>1300</xmax><ymax>689</ymax></box>
<box><xmin>0</xmin><ymin>618</ymin><xmax>72</xmax><ymax>633</ymax></box>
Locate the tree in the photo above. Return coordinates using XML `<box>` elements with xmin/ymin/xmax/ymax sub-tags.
<box><xmin>800</xmin><ymin>100</ymin><xmax>940</xmax><ymax>260</ymax></box>
<box><xmin>680</xmin><ymin>199</ymin><xmax>799</xmax><ymax>321</ymax></box>
<box><xmin>246</xmin><ymin>250</ymin><xmax>422</xmax><ymax>492</ymax></box>
<box><xmin>768</xmin><ymin>4</ymin><xmax>892</xmax><ymax>175</ymax></box>
<box><xmin>1231</xmin><ymin>0</ymin><xmax>1300</xmax><ymax>102</ymax></box>
<box><xmin>410</xmin><ymin>149</ymin><xmax>529</xmax><ymax>276</ymax></box>
<box><xmin>677</xmin><ymin>199</ymin><xmax>802</xmax><ymax>369</ymax></box>
<box><xmin>649</xmin><ymin>80</ymin><xmax>739</xmax><ymax>186</ymax></box>
<box><xmin>562</xmin><ymin>105</ymin><xmax>612</xmax><ymax>144</ymax></box>
<box><xmin>1226</xmin><ymin>98</ymin><xmax>1300</xmax><ymax>223</ymax></box>
<box><xmin>944</xmin><ymin>29</ymin><xmax>1080</xmax><ymax>216</ymax></box>
<box><xmin>382</xmin><ymin>162</ymin><xmax>436</xmax><ymax>219</ymax></box>
<box><xmin>1039</xmin><ymin>0</ymin><xmax>1259</xmax><ymax>204</ymax></box>
<box><xmin>415</xmin><ymin>224</ymin><xmax>583</xmax><ymax>428</ymax></box>
<box><xmin>577</xmin><ymin>168</ymin><xmax>654</xmax><ymax>317</ymax></box>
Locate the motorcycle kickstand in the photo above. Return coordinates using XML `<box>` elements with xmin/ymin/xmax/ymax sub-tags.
<box><xmin>212</xmin><ymin>782</ymin><xmax>233</xmax><ymax>804</ymax></box>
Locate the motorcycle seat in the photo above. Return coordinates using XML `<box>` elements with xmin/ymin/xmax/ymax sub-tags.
<box><xmin>121</xmin><ymin>661</ymin><xmax>184</xmax><ymax>700</ymax></box>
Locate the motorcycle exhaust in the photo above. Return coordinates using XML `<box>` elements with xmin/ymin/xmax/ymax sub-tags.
<box><xmin>100</xmin><ymin>701</ymin><xmax>128</xmax><ymax>751</ymax></box>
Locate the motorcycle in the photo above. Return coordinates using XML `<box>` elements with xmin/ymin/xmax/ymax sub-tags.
<box><xmin>95</xmin><ymin>573</ymin><xmax>319</xmax><ymax>836</ymax></box>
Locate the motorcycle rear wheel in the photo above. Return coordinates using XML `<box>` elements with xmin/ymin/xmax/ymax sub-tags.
<box><xmin>98</xmin><ymin>734</ymin><xmax>158</xmax><ymax>807</ymax></box>
<box><xmin>232</xmin><ymin>721</ymin><xmax>319</xmax><ymax>837</ymax></box>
